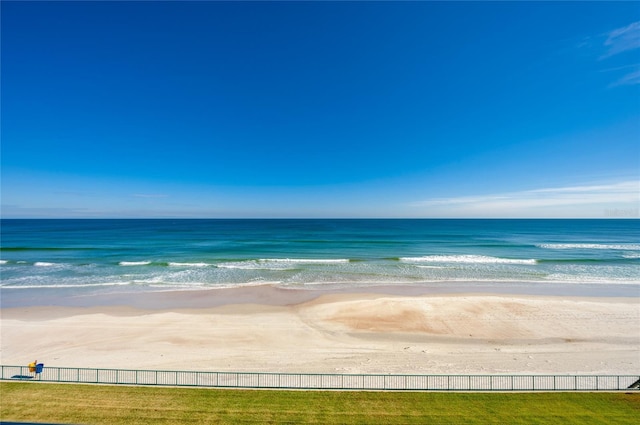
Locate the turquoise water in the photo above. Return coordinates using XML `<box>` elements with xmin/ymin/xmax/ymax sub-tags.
<box><xmin>1</xmin><ymin>219</ymin><xmax>639</xmax><ymax>298</ymax></box>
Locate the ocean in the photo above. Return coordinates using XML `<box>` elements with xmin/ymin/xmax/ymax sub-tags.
<box><xmin>1</xmin><ymin>219</ymin><xmax>639</xmax><ymax>304</ymax></box>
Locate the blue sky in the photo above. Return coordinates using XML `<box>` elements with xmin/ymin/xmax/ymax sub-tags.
<box><xmin>1</xmin><ymin>1</ymin><xmax>639</xmax><ymax>218</ymax></box>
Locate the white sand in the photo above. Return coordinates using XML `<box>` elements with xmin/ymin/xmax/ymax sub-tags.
<box><xmin>1</xmin><ymin>291</ymin><xmax>639</xmax><ymax>375</ymax></box>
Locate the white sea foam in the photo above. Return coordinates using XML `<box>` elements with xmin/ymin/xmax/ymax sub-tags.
<box><xmin>131</xmin><ymin>276</ymin><xmax>166</xmax><ymax>284</ymax></box>
<box><xmin>400</xmin><ymin>255</ymin><xmax>537</xmax><ymax>265</ymax></box>
<box><xmin>217</xmin><ymin>261</ymin><xmax>296</xmax><ymax>271</ymax></box>
<box><xmin>1</xmin><ymin>281</ymin><xmax>132</xmax><ymax>289</ymax></box>
<box><xmin>168</xmin><ymin>262</ymin><xmax>210</xmax><ymax>267</ymax></box>
<box><xmin>415</xmin><ymin>265</ymin><xmax>447</xmax><ymax>269</ymax></box>
<box><xmin>217</xmin><ymin>258</ymin><xmax>350</xmax><ymax>271</ymax></box>
<box><xmin>259</xmin><ymin>258</ymin><xmax>350</xmax><ymax>264</ymax></box>
<box><xmin>119</xmin><ymin>261</ymin><xmax>152</xmax><ymax>266</ymax></box>
<box><xmin>545</xmin><ymin>273</ymin><xmax>639</xmax><ymax>284</ymax></box>
<box><xmin>0</xmin><ymin>260</ymin><xmax>7</xmax><ymax>265</ymax></box>
<box><xmin>538</xmin><ymin>243</ymin><xmax>640</xmax><ymax>250</ymax></box>
<box><xmin>34</xmin><ymin>262</ymin><xmax>56</xmax><ymax>267</ymax></box>
<box><xmin>622</xmin><ymin>252</ymin><xmax>640</xmax><ymax>259</ymax></box>
<box><xmin>146</xmin><ymin>280</ymin><xmax>284</xmax><ymax>290</ymax></box>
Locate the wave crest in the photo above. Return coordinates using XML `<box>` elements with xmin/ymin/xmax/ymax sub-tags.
<box><xmin>538</xmin><ymin>243</ymin><xmax>640</xmax><ymax>250</ymax></box>
<box><xmin>217</xmin><ymin>258</ymin><xmax>349</xmax><ymax>271</ymax></box>
<box><xmin>400</xmin><ymin>255</ymin><xmax>537</xmax><ymax>265</ymax></box>
<box><xmin>260</xmin><ymin>258</ymin><xmax>349</xmax><ymax>264</ymax></box>
<box><xmin>119</xmin><ymin>261</ymin><xmax>152</xmax><ymax>266</ymax></box>
<box><xmin>168</xmin><ymin>262</ymin><xmax>210</xmax><ymax>267</ymax></box>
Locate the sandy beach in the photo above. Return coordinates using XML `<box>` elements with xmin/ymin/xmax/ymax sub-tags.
<box><xmin>1</xmin><ymin>286</ymin><xmax>639</xmax><ymax>375</ymax></box>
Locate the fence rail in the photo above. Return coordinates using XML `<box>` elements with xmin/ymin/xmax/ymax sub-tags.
<box><xmin>2</xmin><ymin>365</ymin><xmax>638</xmax><ymax>391</ymax></box>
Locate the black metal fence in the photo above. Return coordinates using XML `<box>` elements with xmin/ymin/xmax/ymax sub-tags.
<box><xmin>2</xmin><ymin>365</ymin><xmax>638</xmax><ymax>391</ymax></box>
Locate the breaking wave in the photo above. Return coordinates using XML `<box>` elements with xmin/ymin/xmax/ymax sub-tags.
<box><xmin>400</xmin><ymin>255</ymin><xmax>537</xmax><ymax>265</ymax></box>
<box><xmin>538</xmin><ymin>243</ymin><xmax>640</xmax><ymax>250</ymax></box>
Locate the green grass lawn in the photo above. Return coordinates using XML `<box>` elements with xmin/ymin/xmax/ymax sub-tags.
<box><xmin>1</xmin><ymin>382</ymin><xmax>638</xmax><ymax>424</ymax></box>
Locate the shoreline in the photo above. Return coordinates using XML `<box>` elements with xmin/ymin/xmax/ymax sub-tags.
<box><xmin>2</xmin><ymin>281</ymin><xmax>639</xmax><ymax>310</ymax></box>
<box><xmin>1</xmin><ymin>286</ymin><xmax>639</xmax><ymax>375</ymax></box>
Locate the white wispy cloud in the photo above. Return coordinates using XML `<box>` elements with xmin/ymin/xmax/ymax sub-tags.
<box><xmin>599</xmin><ymin>21</ymin><xmax>640</xmax><ymax>87</ymax></box>
<box><xmin>601</xmin><ymin>21</ymin><xmax>640</xmax><ymax>59</ymax></box>
<box><xmin>410</xmin><ymin>181</ymin><xmax>640</xmax><ymax>218</ymax></box>
<box><xmin>610</xmin><ymin>69</ymin><xmax>640</xmax><ymax>87</ymax></box>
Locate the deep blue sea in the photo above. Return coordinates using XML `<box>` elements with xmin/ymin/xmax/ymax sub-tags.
<box><xmin>1</xmin><ymin>219</ymin><xmax>639</xmax><ymax>300</ymax></box>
